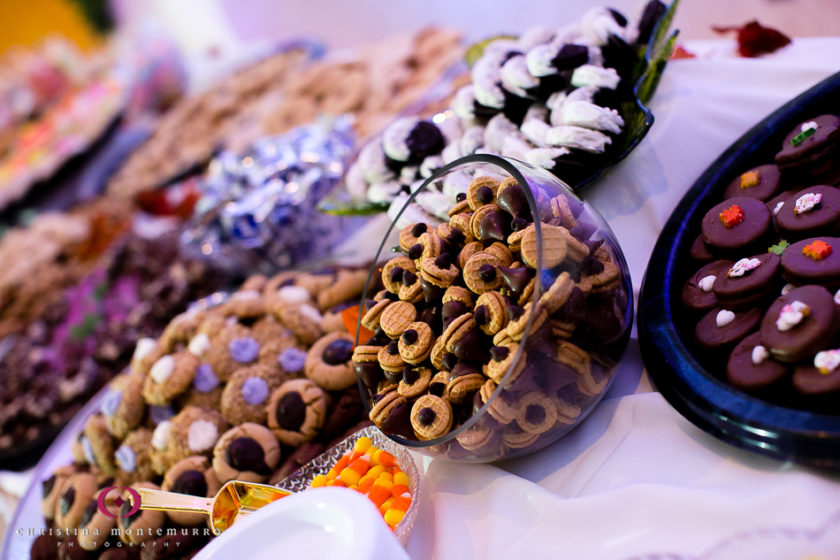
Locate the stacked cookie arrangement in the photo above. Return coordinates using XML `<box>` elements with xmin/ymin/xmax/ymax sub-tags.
<box><xmin>355</xmin><ymin>171</ymin><xmax>631</xmax><ymax>461</ymax></box>
<box><xmin>344</xmin><ymin>0</ymin><xmax>668</xmax><ymax>209</ymax></box>
<box><xmin>32</xmin><ymin>267</ymin><xmax>373</xmax><ymax>559</ymax></box>
<box><xmin>681</xmin><ymin>114</ymin><xmax>840</xmax><ymax>407</ymax></box>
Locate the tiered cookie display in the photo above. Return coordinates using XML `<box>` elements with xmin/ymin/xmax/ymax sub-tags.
<box><xmin>679</xmin><ymin>114</ymin><xmax>840</xmax><ymax>408</ymax></box>
<box><xmin>356</xmin><ymin>156</ymin><xmax>632</xmax><ymax>461</ymax></box>
<box><xmin>31</xmin><ymin>267</ymin><xmax>372</xmax><ymax>558</ymax></box>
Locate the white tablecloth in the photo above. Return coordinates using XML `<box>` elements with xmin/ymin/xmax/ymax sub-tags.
<box><xmin>403</xmin><ymin>37</ymin><xmax>840</xmax><ymax>560</ymax></box>
<box><xmin>4</xmin><ymin>37</ymin><xmax>840</xmax><ymax>560</ymax></box>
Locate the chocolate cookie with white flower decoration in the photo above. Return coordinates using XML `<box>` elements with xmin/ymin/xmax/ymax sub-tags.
<box><xmin>793</xmin><ymin>348</ymin><xmax>840</xmax><ymax>396</ymax></box>
<box><xmin>712</xmin><ymin>253</ymin><xmax>781</xmax><ymax>310</ymax></box>
<box><xmin>759</xmin><ymin>285</ymin><xmax>838</xmax><ymax>363</ymax></box>
<box><xmin>774</xmin><ymin>185</ymin><xmax>840</xmax><ymax>239</ymax></box>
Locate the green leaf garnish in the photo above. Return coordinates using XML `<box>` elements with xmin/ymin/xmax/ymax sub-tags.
<box><xmin>769</xmin><ymin>239</ymin><xmax>790</xmax><ymax>255</ymax></box>
<box><xmin>317</xmin><ymin>198</ymin><xmax>390</xmax><ymax>216</ymax></box>
<box><xmin>464</xmin><ymin>35</ymin><xmax>517</xmax><ymax>68</ymax></box>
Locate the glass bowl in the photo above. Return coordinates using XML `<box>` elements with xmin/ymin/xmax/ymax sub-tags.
<box><xmin>275</xmin><ymin>425</ymin><xmax>420</xmax><ymax>547</ymax></box>
<box><xmin>353</xmin><ymin>153</ymin><xmax>633</xmax><ymax>462</ymax></box>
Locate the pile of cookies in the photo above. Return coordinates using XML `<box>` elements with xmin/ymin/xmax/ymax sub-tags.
<box><xmin>681</xmin><ymin>113</ymin><xmax>840</xmax><ymax>406</ymax></box>
<box><xmin>355</xmin><ymin>172</ymin><xmax>630</xmax><ymax>461</ymax></box>
<box><xmin>0</xmin><ymin>229</ymin><xmax>234</xmax><ymax>461</ymax></box>
<box><xmin>344</xmin><ymin>1</ymin><xmax>668</xmax><ymax>209</ymax></box>
<box><xmin>107</xmin><ymin>28</ymin><xmax>464</xmax><ymax>201</ymax></box>
<box><xmin>32</xmin><ymin>267</ymin><xmax>372</xmax><ymax>558</ymax></box>
<box><xmin>0</xmin><ymin>198</ymin><xmax>132</xmax><ymax>339</ymax></box>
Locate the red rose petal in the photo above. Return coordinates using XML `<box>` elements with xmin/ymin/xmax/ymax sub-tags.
<box><xmin>713</xmin><ymin>20</ymin><xmax>792</xmax><ymax>58</ymax></box>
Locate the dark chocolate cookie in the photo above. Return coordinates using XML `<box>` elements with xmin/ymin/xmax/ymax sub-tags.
<box><xmin>775</xmin><ymin>114</ymin><xmax>840</xmax><ymax>180</ymax></box>
<box><xmin>681</xmin><ymin>259</ymin><xmax>734</xmax><ymax>312</ymax></box>
<box><xmin>723</xmin><ymin>164</ymin><xmax>782</xmax><ymax>201</ymax></box>
<box><xmin>694</xmin><ymin>307</ymin><xmax>762</xmax><ymax>351</ymax></box>
<box><xmin>713</xmin><ymin>253</ymin><xmax>780</xmax><ymax>310</ymax></box>
<box><xmin>726</xmin><ymin>332</ymin><xmax>789</xmax><ymax>391</ymax></box>
<box><xmin>701</xmin><ymin>197</ymin><xmax>771</xmax><ymax>253</ymax></box>
<box><xmin>780</xmin><ymin>237</ymin><xmax>840</xmax><ymax>288</ymax></box>
<box><xmin>759</xmin><ymin>284</ymin><xmax>838</xmax><ymax>362</ymax></box>
<box><xmin>774</xmin><ymin>185</ymin><xmax>840</xmax><ymax>239</ymax></box>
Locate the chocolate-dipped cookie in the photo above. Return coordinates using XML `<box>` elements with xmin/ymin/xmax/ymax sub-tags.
<box><xmin>712</xmin><ymin>253</ymin><xmax>781</xmax><ymax>310</ymax></box>
<box><xmin>700</xmin><ymin>197</ymin><xmax>771</xmax><ymax>253</ymax></box>
<box><xmin>725</xmin><ymin>332</ymin><xmax>789</xmax><ymax>391</ymax></box>
<box><xmin>759</xmin><ymin>285</ymin><xmax>838</xmax><ymax>362</ymax></box>
<box><xmin>694</xmin><ymin>307</ymin><xmax>762</xmax><ymax>351</ymax></box>
<box><xmin>775</xmin><ymin>114</ymin><xmax>840</xmax><ymax>181</ymax></box>
<box><xmin>780</xmin><ymin>237</ymin><xmax>840</xmax><ymax>288</ymax></box>
<box><xmin>689</xmin><ymin>235</ymin><xmax>715</xmax><ymax>263</ymax></box>
<box><xmin>681</xmin><ymin>259</ymin><xmax>734</xmax><ymax>312</ymax></box>
<box><xmin>774</xmin><ymin>185</ymin><xmax>840</xmax><ymax>239</ymax></box>
<box><xmin>793</xmin><ymin>348</ymin><xmax>840</xmax><ymax>395</ymax></box>
<box><xmin>723</xmin><ymin>164</ymin><xmax>782</xmax><ymax>201</ymax></box>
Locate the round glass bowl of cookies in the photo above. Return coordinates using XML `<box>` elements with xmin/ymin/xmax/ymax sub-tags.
<box><xmin>353</xmin><ymin>153</ymin><xmax>633</xmax><ymax>462</ymax></box>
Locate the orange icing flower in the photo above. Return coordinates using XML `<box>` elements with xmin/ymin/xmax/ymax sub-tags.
<box><xmin>802</xmin><ymin>240</ymin><xmax>833</xmax><ymax>260</ymax></box>
<box><xmin>739</xmin><ymin>170</ymin><xmax>761</xmax><ymax>189</ymax></box>
<box><xmin>719</xmin><ymin>205</ymin><xmax>745</xmax><ymax>228</ymax></box>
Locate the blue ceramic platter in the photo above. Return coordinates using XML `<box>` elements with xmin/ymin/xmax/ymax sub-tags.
<box><xmin>638</xmin><ymin>70</ymin><xmax>840</xmax><ymax>468</ymax></box>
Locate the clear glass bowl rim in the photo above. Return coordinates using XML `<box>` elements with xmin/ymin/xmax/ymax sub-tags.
<box><xmin>354</xmin><ymin>152</ymin><xmax>575</xmax><ymax>449</ymax></box>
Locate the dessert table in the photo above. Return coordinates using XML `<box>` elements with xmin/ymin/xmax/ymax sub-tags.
<box><xmin>403</xmin><ymin>36</ymin><xmax>840</xmax><ymax>560</ymax></box>
<box><xmin>3</xmin><ymin>36</ymin><xmax>840</xmax><ymax>559</ymax></box>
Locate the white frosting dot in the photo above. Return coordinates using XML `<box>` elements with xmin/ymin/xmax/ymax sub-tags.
<box><xmin>150</xmin><ymin>355</ymin><xmax>175</xmax><ymax>384</ymax></box>
<box><xmin>152</xmin><ymin>420</ymin><xmax>172</xmax><ymax>451</ymax></box>
<box><xmin>773</xmin><ymin>201</ymin><xmax>785</xmax><ymax>215</ymax></box>
<box><xmin>782</xmin><ymin>283</ymin><xmax>795</xmax><ymax>295</ymax></box>
<box><xmin>188</xmin><ymin>333</ymin><xmax>211</xmax><ymax>357</ymax></box>
<box><xmin>751</xmin><ymin>345</ymin><xmax>769</xmax><ymax>365</ymax></box>
<box><xmin>188</xmin><ymin>420</ymin><xmax>219</xmax><ymax>453</ymax></box>
<box><xmin>834</xmin><ymin>289</ymin><xmax>840</xmax><ymax>305</ymax></box>
<box><xmin>716</xmin><ymin>310</ymin><xmax>736</xmax><ymax>328</ymax></box>
<box><xmin>698</xmin><ymin>275</ymin><xmax>716</xmax><ymax>293</ymax></box>
<box><xmin>277</xmin><ymin>286</ymin><xmax>311</xmax><ymax>304</ymax></box>
<box><xmin>132</xmin><ymin>338</ymin><xmax>157</xmax><ymax>363</ymax></box>
<box><xmin>801</xmin><ymin>121</ymin><xmax>818</xmax><ymax>133</ymax></box>
<box><xmin>299</xmin><ymin>304</ymin><xmax>323</xmax><ymax>324</ymax></box>
<box><xmin>232</xmin><ymin>290</ymin><xmax>260</xmax><ymax>301</ymax></box>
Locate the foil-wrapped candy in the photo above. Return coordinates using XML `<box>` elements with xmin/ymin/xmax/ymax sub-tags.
<box><xmin>180</xmin><ymin>117</ymin><xmax>360</xmax><ymax>274</ymax></box>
